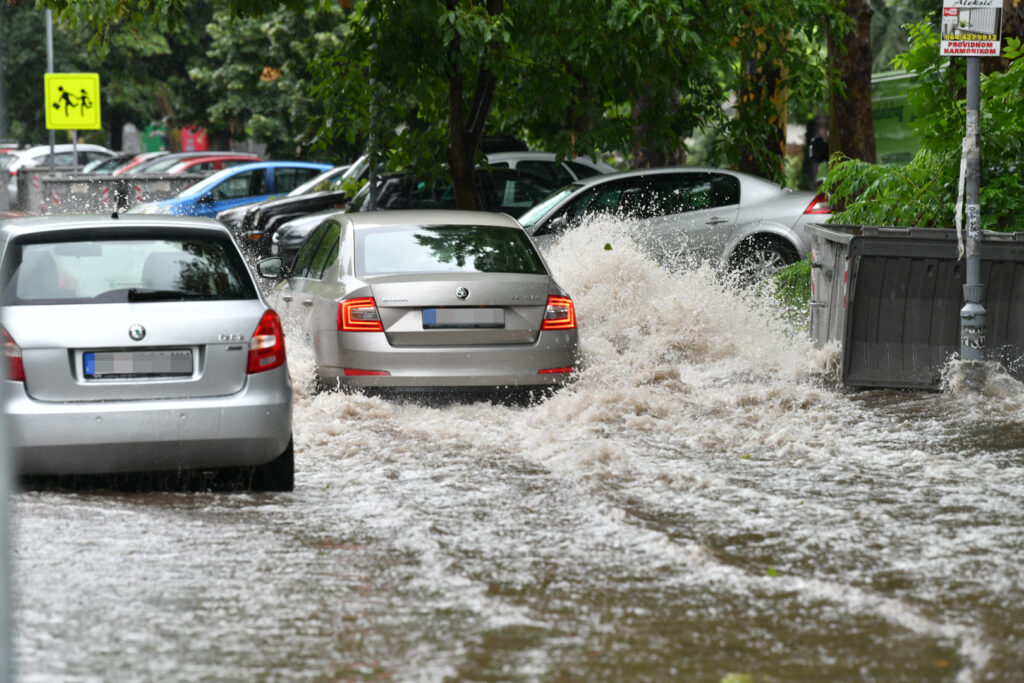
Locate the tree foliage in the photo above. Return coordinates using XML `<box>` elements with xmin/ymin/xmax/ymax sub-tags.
<box><xmin>187</xmin><ymin>1</ymin><xmax>355</xmax><ymax>161</ymax></box>
<box><xmin>821</xmin><ymin>23</ymin><xmax>1024</xmax><ymax>232</ymax></box>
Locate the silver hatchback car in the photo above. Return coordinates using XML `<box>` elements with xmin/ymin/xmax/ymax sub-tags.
<box><xmin>258</xmin><ymin>210</ymin><xmax>579</xmax><ymax>396</ymax></box>
<box><xmin>520</xmin><ymin>167</ymin><xmax>830</xmax><ymax>279</ymax></box>
<box><xmin>1</xmin><ymin>215</ymin><xmax>293</xmax><ymax>490</ymax></box>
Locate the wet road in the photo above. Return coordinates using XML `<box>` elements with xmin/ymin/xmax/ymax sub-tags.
<box><xmin>11</xmin><ymin>219</ymin><xmax>1024</xmax><ymax>682</ymax></box>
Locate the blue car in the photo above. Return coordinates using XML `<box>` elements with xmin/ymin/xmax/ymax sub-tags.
<box><xmin>130</xmin><ymin>161</ymin><xmax>333</xmax><ymax>218</ymax></box>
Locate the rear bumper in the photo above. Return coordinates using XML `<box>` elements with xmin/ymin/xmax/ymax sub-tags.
<box><xmin>315</xmin><ymin>329</ymin><xmax>580</xmax><ymax>388</ymax></box>
<box><xmin>3</xmin><ymin>367</ymin><xmax>292</xmax><ymax>476</ymax></box>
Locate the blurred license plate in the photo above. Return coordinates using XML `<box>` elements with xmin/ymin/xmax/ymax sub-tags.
<box><xmin>84</xmin><ymin>350</ymin><xmax>193</xmax><ymax>379</ymax></box>
<box><xmin>422</xmin><ymin>307</ymin><xmax>504</xmax><ymax>329</ymax></box>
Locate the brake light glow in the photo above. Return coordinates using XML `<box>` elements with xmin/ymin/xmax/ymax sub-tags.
<box><xmin>538</xmin><ymin>366</ymin><xmax>574</xmax><ymax>374</ymax></box>
<box><xmin>804</xmin><ymin>192</ymin><xmax>831</xmax><ymax>214</ymax></box>
<box><xmin>3</xmin><ymin>326</ymin><xmax>25</xmax><ymax>382</ymax></box>
<box><xmin>541</xmin><ymin>296</ymin><xmax>576</xmax><ymax>330</ymax></box>
<box><xmin>338</xmin><ymin>297</ymin><xmax>383</xmax><ymax>331</ymax></box>
<box><xmin>247</xmin><ymin>309</ymin><xmax>287</xmax><ymax>374</ymax></box>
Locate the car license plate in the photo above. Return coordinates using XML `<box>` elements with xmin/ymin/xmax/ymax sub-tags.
<box><xmin>83</xmin><ymin>350</ymin><xmax>193</xmax><ymax>379</ymax></box>
<box><xmin>422</xmin><ymin>307</ymin><xmax>504</xmax><ymax>329</ymax></box>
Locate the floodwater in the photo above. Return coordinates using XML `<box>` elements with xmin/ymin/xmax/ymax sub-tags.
<box><xmin>10</xmin><ymin>218</ymin><xmax>1024</xmax><ymax>682</ymax></box>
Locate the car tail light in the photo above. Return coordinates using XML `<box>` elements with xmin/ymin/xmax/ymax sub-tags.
<box><xmin>247</xmin><ymin>310</ymin><xmax>286</xmax><ymax>374</ymax></box>
<box><xmin>804</xmin><ymin>192</ymin><xmax>830</xmax><ymax>214</ymax></box>
<box><xmin>338</xmin><ymin>297</ymin><xmax>383</xmax><ymax>332</ymax></box>
<box><xmin>538</xmin><ymin>366</ymin><xmax>574</xmax><ymax>374</ymax></box>
<box><xmin>541</xmin><ymin>296</ymin><xmax>576</xmax><ymax>330</ymax></box>
<box><xmin>3</xmin><ymin>326</ymin><xmax>25</xmax><ymax>382</ymax></box>
<box><xmin>343</xmin><ymin>368</ymin><xmax>391</xmax><ymax>376</ymax></box>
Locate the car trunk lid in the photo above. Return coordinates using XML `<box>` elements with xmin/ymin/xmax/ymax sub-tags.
<box><xmin>6</xmin><ymin>300</ymin><xmax>266</xmax><ymax>402</ymax></box>
<box><xmin>365</xmin><ymin>273</ymin><xmax>551</xmax><ymax>347</ymax></box>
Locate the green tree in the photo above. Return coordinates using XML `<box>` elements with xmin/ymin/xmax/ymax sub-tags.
<box><xmin>188</xmin><ymin>2</ymin><xmax>356</xmax><ymax>161</ymax></box>
<box><xmin>2</xmin><ymin>1</ymin><xmax>215</xmax><ymax>149</ymax></box>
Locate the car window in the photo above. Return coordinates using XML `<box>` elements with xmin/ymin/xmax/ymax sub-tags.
<box><xmin>81</xmin><ymin>151</ymin><xmax>110</xmax><ymax>165</ymax></box>
<box><xmin>355</xmin><ymin>224</ymin><xmax>546</xmax><ymax>276</ymax></box>
<box><xmin>560</xmin><ymin>178</ymin><xmax>645</xmax><ymax>223</ymax></box>
<box><xmin>566</xmin><ymin>161</ymin><xmax>602</xmax><ymax>179</ymax></box>
<box><xmin>307</xmin><ymin>222</ymin><xmax>341</xmax><ymax>280</ymax></box>
<box><xmin>517</xmin><ymin>185</ymin><xmax>578</xmax><ymax>229</ymax></box>
<box><xmin>492</xmin><ymin>172</ymin><xmax>557</xmax><ymax>213</ymax></box>
<box><xmin>643</xmin><ymin>173</ymin><xmax>741</xmax><ymax>215</ymax></box>
<box><xmin>274</xmin><ymin>168</ymin><xmax>322</xmax><ymax>193</ymax></box>
<box><xmin>517</xmin><ymin>160</ymin><xmax>574</xmax><ymax>186</ymax></box>
<box><xmin>292</xmin><ymin>220</ymin><xmax>333</xmax><ymax>278</ymax></box>
<box><xmin>1</xmin><ymin>235</ymin><xmax>256</xmax><ymax>305</ymax></box>
<box><xmin>214</xmin><ymin>170</ymin><xmax>266</xmax><ymax>200</ymax></box>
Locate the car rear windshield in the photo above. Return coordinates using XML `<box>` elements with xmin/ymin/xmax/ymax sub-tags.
<box><xmin>355</xmin><ymin>224</ymin><xmax>547</xmax><ymax>276</ymax></box>
<box><xmin>1</xmin><ymin>233</ymin><xmax>258</xmax><ymax>305</ymax></box>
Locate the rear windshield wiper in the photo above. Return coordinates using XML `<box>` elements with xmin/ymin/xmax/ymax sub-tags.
<box><xmin>127</xmin><ymin>288</ymin><xmax>221</xmax><ymax>302</ymax></box>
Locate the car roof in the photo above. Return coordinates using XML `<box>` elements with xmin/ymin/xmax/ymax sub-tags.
<box><xmin>339</xmin><ymin>209</ymin><xmax>524</xmax><ymax>231</ymax></box>
<box><xmin>564</xmin><ymin>165</ymin><xmax>776</xmax><ymax>188</ymax></box>
<box><xmin>485</xmin><ymin>150</ymin><xmax>616</xmax><ymax>172</ymax></box>
<box><xmin>1</xmin><ymin>214</ymin><xmax>231</xmax><ymax>242</ymax></box>
<box><xmin>169</xmin><ymin>154</ymin><xmax>262</xmax><ymax>167</ymax></box>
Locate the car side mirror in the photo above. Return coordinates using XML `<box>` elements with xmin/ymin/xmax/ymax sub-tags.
<box><xmin>257</xmin><ymin>257</ymin><xmax>289</xmax><ymax>280</ymax></box>
<box><xmin>197</xmin><ymin>193</ymin><xmax>214</xmax><ymax>205</ymax></box>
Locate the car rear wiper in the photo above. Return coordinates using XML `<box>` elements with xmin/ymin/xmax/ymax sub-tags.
<box><xmin>127</xmin><ymin>288</ymin><xmax>220</xmax><ymax>302</ymax></box>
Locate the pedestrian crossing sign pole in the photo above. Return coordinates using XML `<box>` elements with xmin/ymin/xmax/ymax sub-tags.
<box><xmin>44</xmin><ymin>72</ymin><xmax>101</xmax><ymax>130</ymax></box>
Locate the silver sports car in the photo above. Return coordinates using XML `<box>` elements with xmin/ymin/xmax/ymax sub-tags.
<box><xmin>1</xmin><ymin>215</ymin><xmax>294</xmax><ymax>490</ymax></box>
<box><xmin>258</xmin><ymin>210</ymin><xmax>579</xmax><ymax>395</ymax></box>
<box><xmin>519</xmin><ymin>167</ymin><xmax>830</xmax><ymax>279</ymax></box>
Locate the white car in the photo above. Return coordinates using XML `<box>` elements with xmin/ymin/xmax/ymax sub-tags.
<box><xmin>485</xmin><ymin>151</ymin><xmax>617</xmax><ymax>186</ymax></box>
<box><xmin>2</xmin><ymin>143</ymin><xmax>118</xmax><ymax>207</ymax></box>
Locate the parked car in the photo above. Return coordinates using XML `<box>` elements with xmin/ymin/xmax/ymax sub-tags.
<box><xmin>257</xmin><ymin>210</ymin><xmax>579</xmax><ymax>396</ymax></box>
<box><xmin>485</xmin><ymin>151</ymin><xmax>617</xmax><ymax>186</ymax></box>
<box><xmin>2</xmin><ymin>143</ymin><xmax>118</xmax><ymax>205</ymax></box>
<box><xmin>218</xmin><ymin>164</ymin><xmax>357</xmax><ymax>256</ymax></box>
<box><xmin>0</xmin><ymin>214</ymin><xmax>293</xmax><ymax>490</ymax></box>
<box><xmin>269</xmin><ymin>208</ymin><xmax>339</xmax><ymax>268</ymax></box>
<box><xmin>162</xmin><ymin>154</ymin><xmax>267</xmax><ymax>176</ymax></box>
<box><xmin>128</xmin><ymin>161</ymin><xmax>333</xmax><ymax>218</ymax></box>
<box><xmin>269</xmin><ymin>166</ymin><xmax>561</xmax><ymax>268</ymax></box>
<box><xmin>81</xmin><ymin>153</ymin><xmax>137</xmax><ymax>175</ymax></box>
<box><xmin>518</xmin><ymin>167</ymin><xmax>830</xmax><ymax>279</ymax></box>
<box><xmin>116</xmin><ymin>151</ymin><xmax>260</xmax><ymax>176</ymax></box>
<box><xmin>348</xmin><ymin>167</ymin><xmax>558</xmax><ymax>218</ymax></box>
<box><xmin>216</xmin><ymin>163</ymin><xmax>356</xmax><ymax>233</ymax></box>
<box><xmin>110</xmin><ymin>150</ymin><xmax>170</xmax><ymax>175</ymax></box>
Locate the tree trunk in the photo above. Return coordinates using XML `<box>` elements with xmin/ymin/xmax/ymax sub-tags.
<box><xmin>446</xmin><ymin>0</ymin><xmax>501</xmax><ymax>210</ymax></box>
<box><xmin>827</xmin><ymin>0</ymin><xmax>875</xmax><ymax>163</ymax></box>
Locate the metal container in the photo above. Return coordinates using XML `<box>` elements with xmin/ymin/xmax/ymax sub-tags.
<box><xmin>808</xmin><ymin>224</ymin><xmax>1024</xmax><ymax>389</ymax></box>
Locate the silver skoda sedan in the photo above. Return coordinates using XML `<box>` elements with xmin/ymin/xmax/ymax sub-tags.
<box><xmin>258</xmin><ymin>210</ymin><xmax>579</xmax><ymax>395</ymax></box>
<box><xmin>1</xmin><ymin>215</ymin><xmax>294</xmax><ymax>490</ymax></box>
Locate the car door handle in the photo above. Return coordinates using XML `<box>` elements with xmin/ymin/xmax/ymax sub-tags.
<box><xmin>705</xmin><ymin>217</ymin><xmax>730</xmax><ymax>225</ymax></box>
<box><xmin>281</xmin><ymin>295</ymin><xmax>293</xmax><ymax>303</ymax></box>
<box><xmin>301</xmin><ymin>299</ymin><xmax>314</xmax><ymax>308</ymax></box>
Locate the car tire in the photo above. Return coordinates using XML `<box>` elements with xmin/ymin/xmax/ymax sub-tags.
<box><xmin>248</xmin><ymin>438</ymin><xmax>295</xmax><ymax>492</ymax></box>
<box><xmin>728</xmin><ymin>236</ymin><xmax>799</xmax><ymax>284</ymax></box>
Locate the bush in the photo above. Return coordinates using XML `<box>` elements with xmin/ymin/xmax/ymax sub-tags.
<box><xmin>821</xmin><ymin>26</ymin><xmax>1024</xmax><ymax>233</ymax></box>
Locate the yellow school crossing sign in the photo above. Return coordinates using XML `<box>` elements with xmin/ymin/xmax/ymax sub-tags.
<box><xmin>44</xmin><ymin>73</ymin><xmax>101</xmax><ymax>130</ymax></box>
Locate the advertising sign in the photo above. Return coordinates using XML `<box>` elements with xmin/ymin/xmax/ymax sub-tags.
<box><xmin>44</xmin><ymin>73</ymin><xmax>102</xmax><ymax>130</ymax></box>
<box><xmin>940</xmin><ymin>0</ymin><xmax>1003</xmax><ymax>57</ymax></box>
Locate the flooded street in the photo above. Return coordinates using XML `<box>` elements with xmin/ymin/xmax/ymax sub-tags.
<box><xmin>11</xmin><ymin>219</ymin><xmax>1024</xmax><ymax>682</ymax></box>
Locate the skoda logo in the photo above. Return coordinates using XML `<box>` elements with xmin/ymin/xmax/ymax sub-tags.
<box><xmin>128</xmin><ymin>324</ymin><xmax>146</xmax><ymax>342</ymax></box>
<box><xmin>455</xmin><ymin>287</ymin><xmax>470</xmax><ymax>300</ymax></box>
